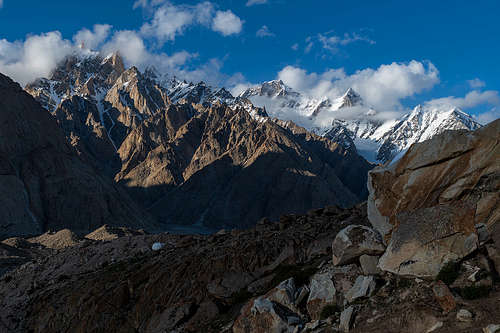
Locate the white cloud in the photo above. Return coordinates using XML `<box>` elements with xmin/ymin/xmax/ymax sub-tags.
<box><xmin>0</xmin><ymin>24</ymin><xmax>245</xmax><ymax>90</ymax></box>
<box><xmin>277</xmin><ymin>60</ymin><xmax>439</xmax><ymax>111</ymax></box>
<box><xmin>304</xmin><ymin>41</ymin><xmax>313</xmax><ymax>54</ymax></box>
<box><xmin>140</xmin><ymin>4</ymin><xmax>195</xmax><ymax>42</ymax></box>
<box><xmin>101</xmin><ymin>29</ymin><xmax>199</xmax><ymax>75</ymax></box>
<box><xmin>300</xmin><ymin>31</ymin><xmax>375</xmax><ymax>55</ymax></box>
<box><xmin>246</xmin><ymin>0</ymin><xmax>267</xmax><ymax>6</ymax></box>
<box><xmin>291</xmin><ymin>43</ymin><xmax>299</xmax><ymax>51</ymax></box>
<box><xmin>425</xmin><ymin>90</ymin><xmax>500</xmax><ymax>109</ymax></box>
<box><xmin>212</xmin><ymin>10</ymin><xmax>243</xmax><ymax>36</ymax></box>
<box><xmin>256</xmin><ymin>25</ymin><xmax>275</xmax><ymax>38</ymax></box>
<box><xmin>133</xmin><ymin>0</ymin><xmax>170</xmax><ymax>10</ymax></box>
<box><xmin>475</xmin><ymin>108</ymin><xmax>499</xmax><ymax>125</ymax></box>
<box><xmin>140</xmin><ymin>2</ymin><xmax>215</xmax><ymax>44</ymax></box>
<box><xmin>231</xmin><ymin>82</ymin><xmax>253</xmax><ymax>96</ymax></box>
<box><xmin>467</xmin><ymin>78</ymin><xmax>486</xmax><ymax>89</ymax></box>
<box><xmin>0</xmin><ymin>31</ymin><xmax>75</xmax><ymax>86</ymax></box>
<box><xmin>101</xmin><ymin>30</ymin><xmax>150</xmax><ymax>66</ymax></box>
<box><xmin>0</xmin><ymin>0</ymin><xmax>3</xmax><ymax>8</ymax></box>
<box><xmin>73</xmin><ymin>24</ymin><xmax>112</xmax><ymax>50</ymax></box>
<box><xmin>138</xmin><ymin>2</ymin><xmax>242</xmax><ymax>41</ymax></box>
<box><xmin>318</xmin><ymin>32</ymin><xmax>375</xmax><ymax>53</ymax></box>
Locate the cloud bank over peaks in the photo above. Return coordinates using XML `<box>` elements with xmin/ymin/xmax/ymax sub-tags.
<box><xmin>277</xmin><ymin>60</ymin><xmax>440</xmax><ymax>112</ymax></box>
<box><xmin>425</xmin><ymin>90</ymin><xmax>500</xmax><ymax>110</ymax></box>
<box><xmin>475</xmin><ymin>107</ymin><xmax>499</xmax><ymax>125</ymax></box>
<box><xmin>73</xmin><ymin>24</ymin><xmax>112</xmax><ymax>50</ymax></box>
<box><xmin>273</xmin><ymin>62</ymin><xmax>498</xmax><ymax>126</ymax></box>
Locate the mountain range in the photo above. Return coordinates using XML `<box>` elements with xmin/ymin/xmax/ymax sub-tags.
<box><xmin>0</xmin><ymin>50</ymin><xmax>481</xmax><ymax>234</ymax></box>
<box><xmin>14</xmin><ymin>52</ymin><xmax>373</xmax><ymax>232</ymax></box>
<box><xmin>239</xmin><ymin>79</ymin><xmax>482</xmax><ymax>163</ymax></box>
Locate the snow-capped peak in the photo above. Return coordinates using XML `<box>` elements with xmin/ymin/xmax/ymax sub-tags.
<box><xmin>339</xmin><ymin>88</ymin><xmax>363</xmax><ymax>108</ymax></box>
<box><xmin>239</xmin><ymin>79</ymin><xmax>300</xmax><ymax>99</ymax></box>
<box><xmin>374</xmin><ymin>103</ymin><xmax>482</xmax><ymax>162</ymax></box>
<box><xmin>329</xmin><ymin>88</ymin><xmax>363</xmax><ymax>111</ymax></box>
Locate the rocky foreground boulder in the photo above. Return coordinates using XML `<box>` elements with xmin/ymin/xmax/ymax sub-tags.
<box><xmin>368</xmin><ymin>120</ymin><xmax>500</xmax><ymax>277</ymax></box>
<box><xmin>0</xmin><ymin>205</ymin><xmax>369</xmax><ymax>332</ymax></box>
<box><xmin>0</xmin><ymin>73</ymin><xmax>156</xmax><ymax>240</ymax></box>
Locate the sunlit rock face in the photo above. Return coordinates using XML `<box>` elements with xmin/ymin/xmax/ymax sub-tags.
<box><xmin>367</xmin><ymin>120</ymin><xmax>500</xmax><ymax>277</ymax></box>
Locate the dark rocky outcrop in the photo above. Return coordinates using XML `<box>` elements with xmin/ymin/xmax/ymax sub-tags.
<box><xmin>0</xmin><ymin>73</ymin><xmax>156</xmax><ymax>240</ymax></box>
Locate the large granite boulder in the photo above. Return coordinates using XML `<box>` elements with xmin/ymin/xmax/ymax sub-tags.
<box><xmin>332</xmin><ymin>225</ymin><xmax>385</xmax><ymax>266</ymax></box>
<box><xmin>306</xmin><ymin>269</ymin><xmax>337</xmax><ymax>320</ymax></box>
<box><xmin>233</xmin><ymin>297</ymin><xmax>301</xmax><ymax>333</ymax></box>
<box><xmin>368</xmin><ymin>120</ymin><xmax>500</xmax><ymax>277</ymax></box>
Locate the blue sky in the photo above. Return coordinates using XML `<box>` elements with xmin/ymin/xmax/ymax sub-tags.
<box><xmin>0</xmin><ymin>0</ymin><xmax>499</xmax><ymax>122</ymax></box>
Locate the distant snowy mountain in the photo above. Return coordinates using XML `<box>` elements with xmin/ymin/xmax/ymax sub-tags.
<box><xmin>375</xmin><ymin>104</ymin><xmax>482</xmax><ymax>162</ymax></box>
<box><xmin>239</xmin><ymin>81</ymin><xmax>482</xmax><ymax>163</ymax></box>
<box><xmin>240</xmin><ymin>80</ymin><xmax>363</xmax><ymax>119</ymax></box>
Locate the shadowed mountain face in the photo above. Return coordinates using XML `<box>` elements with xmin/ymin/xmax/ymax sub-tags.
<box><xmin>0</xmin><ymin>73</ymin><xmax>156</xmax><ymax>240</ymax></box>
<box><xmin>116</xmin><ymin>102</ymin><xmax>373</xmax><ymax>228</ymax></box>
<box><xmin>22</xmin><ymin>53</ymin><xmax>373</xmax><ymax>230</ymax></box>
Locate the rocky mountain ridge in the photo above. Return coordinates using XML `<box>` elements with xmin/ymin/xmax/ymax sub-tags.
<box><xmin>20</xmin><ymin>53</ymin><xmax>373</xmax><ymax>230</ymax></box>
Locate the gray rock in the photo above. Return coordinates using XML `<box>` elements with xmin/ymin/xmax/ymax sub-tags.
<box><xmin>426</xmin><ymin>321</ymin><xmax>443</xmax><ymax>332</ymax></box>
<box><xmin>295</xmin><ymin>285</ymin><xmax>309</xmax><ymax>307</ymax></box>
<box><xmin>304</xmin><ymin>320</ymin><xmax>321</xmax><ymax>330</ymax></box>
<box><xmin>267</xmin><ymin>278</ymin><xmax>298</xmax><ymax>312</ymax></box>
<box><xmin>345</xmin><ymin>275</ymin><xmax>376</xmax><ymax>303</ymax></box>
<box><xmin>377</xmin><ymin>205</ymin><xmax>479</xmax><ymax>278</ymax></box>
<box><xmin>287</xmin><ymin>316</ymin><xmax>301</xmax><ymax>325</ymax></box>
<box><xmin>476</xmin><ymin>224</ymin><xmax>490</xmax><ymax>245</ymax></box>
<box><xmin>233</xmin><ymin>296</ymin><xmax>299</xmax><ymax>333</ymax></box>
<box><xmin>456</xmin><ymin>309</ymin><xmax>473</xmax><ymax>322</ymax></box>
<box><xmin>486</xmin><ymin>244</ymin><xmax>500</xmax><ymax>273</ymax></box>
<box><xmin>332</xmin><ymin>225</ymin><xmax>385</xmax><ymax>266</ymax></box>
<box><xmin>306</xmin><ymin>269</ymin><xmax>336</xmax><ymax>320</ymax></box>
<box><xmin>484</xmin><ymin>325</ymin><xmax>500</xmax><ymax>333</ymax></box>
<box><xmin>151</xmin><ymin>242</ymin><xmax>165</xmax><ymax>251</ymax></box>
<box><xmin>359</xmin><ymin>255</ymin><xmax>382</xmax><ymax>275</ymax></box>
<box><xmin>339</xmin><ymin>306</ymin><xmax>355</xmax><ymax>332</ymax></box>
